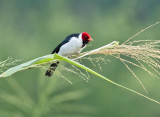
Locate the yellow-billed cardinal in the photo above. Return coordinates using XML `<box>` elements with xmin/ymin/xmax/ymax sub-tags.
<box><xmin>45</xmin><ymin>32</ymin><xmax>93</xmax><ymax>77</ymax></box>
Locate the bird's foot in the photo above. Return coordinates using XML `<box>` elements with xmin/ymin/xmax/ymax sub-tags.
<box><xmin>76</xmin><ymin>53</ymin><xmax>80</xmax><ymax>56</ymax></box>
<box><xmin>67</xmin><ymin>55</ymin><xmax>72</xmax><ymax>58</ymax></box>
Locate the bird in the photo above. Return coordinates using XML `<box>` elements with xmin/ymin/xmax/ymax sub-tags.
<box><xmin>45</xmin><ymin>32</ymin><xmax>93</xmax><ymax>77</ymax></box>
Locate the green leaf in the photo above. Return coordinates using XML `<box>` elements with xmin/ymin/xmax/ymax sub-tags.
<box><xmin>0</xmin><ymin>54</ymin><xmax>55</xmax><ymax>78</ymax></box>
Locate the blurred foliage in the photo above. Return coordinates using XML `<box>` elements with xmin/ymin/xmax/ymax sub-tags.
<box><xmin>0</xmin><ymin>0</ymin><xmax>160</xmax><ymax>117</ymax></box>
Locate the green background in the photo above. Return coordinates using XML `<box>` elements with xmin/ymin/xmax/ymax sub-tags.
<box><xmin>0</xmin><ymin>0</ymin><xmax>160</xmax><ymax>117</ymax></box>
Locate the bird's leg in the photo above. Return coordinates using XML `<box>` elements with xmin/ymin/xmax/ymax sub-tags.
<box><xmin>67</xmin><ymin>53</ymin><xmax>80</xmax><ymax>59</ymax></box>
<box><xmin>67</xmin><ymin>55</ymin><xmax>72</xmax><ymax>59</ymax></box>
<box><xmin>76</xmin><ymin>52</ymin><xmax>80</xmax><ymax>57</ymax></box>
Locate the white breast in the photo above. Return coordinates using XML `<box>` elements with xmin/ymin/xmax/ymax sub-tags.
<box><xmin>58</xmin><ymin>37</ymin><xmax>85</xmax><ymax>56</ymax></box>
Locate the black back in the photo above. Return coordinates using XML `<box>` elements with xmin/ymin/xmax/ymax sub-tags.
<box><xmin>51</xmin><ymin>33</ymin><xmax>80</xmax><ymax>54</ymax></box>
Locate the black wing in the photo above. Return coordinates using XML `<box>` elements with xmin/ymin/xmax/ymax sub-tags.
<box><xmin>51</xmin><ymin>33</ymin><xmax>80</xmax><ymax>54</ymax></box>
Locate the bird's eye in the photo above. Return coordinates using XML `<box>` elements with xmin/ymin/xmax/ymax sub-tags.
<box><xmin>85</xmin><ymin>36</ymin><xmax>88</xmax><ymax>39</ymax></box>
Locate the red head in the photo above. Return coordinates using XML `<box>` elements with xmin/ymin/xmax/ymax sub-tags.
<box><xmin>81</xmin><ymin>32</ymin><xmax>93</xmax><ymax>42</ymax></box>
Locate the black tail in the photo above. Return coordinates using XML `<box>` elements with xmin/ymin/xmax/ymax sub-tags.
<box><xmin>45</xmin><ymin>61</ymin><xmax>59</xmax><ymax>77</ymax></box>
